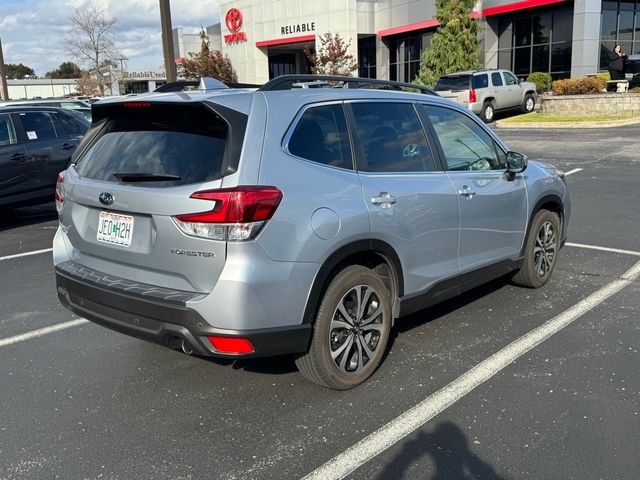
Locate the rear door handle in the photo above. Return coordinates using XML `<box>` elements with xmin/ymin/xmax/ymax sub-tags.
<box><xmin>458</xmin><ymin>186</ymin><xmax>476</xmax><ymax>199</ymax></box>
<box><xmin>60</xmin><ymin>143</ymin><xmax>76</xmax><ymax>150</ymax></box>
<box><xmin>371</xmin><ymin>192</ymin><xmax>396</xmax><ymax>208</ymax></box>
<box><xmin>10</xmin><ymin>152</ymin><xmax>26</xmax><ymax>162</ymax></box>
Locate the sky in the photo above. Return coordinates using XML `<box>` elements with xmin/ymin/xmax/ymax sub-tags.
<box><xmin>0</xmin><ymin>0</ymin><xmax>223</xmax><ymax>76</ymax></box>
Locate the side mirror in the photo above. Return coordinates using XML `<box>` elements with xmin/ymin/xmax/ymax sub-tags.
<box><xmin>505</xmin><ymin>151</ymin><xmax>527</xmax><ymax>180</ymax></box>
<box><xmin>518</xmin><ymin>78</ymin><xmax>523</xmax><ymax>84</ymax></box>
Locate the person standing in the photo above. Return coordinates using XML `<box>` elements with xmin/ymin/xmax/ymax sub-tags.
<box><xmin>608</xmin><ymin>45</ymin><xmax>628</xmax><ymax>81</ymax></box>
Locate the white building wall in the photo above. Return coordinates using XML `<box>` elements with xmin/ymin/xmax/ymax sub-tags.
<box><xmin>219</xmin><ymin>0</ymin><xmax>359</xmax><ymax>84</ymax></box>
<box><xmin>6</xmin><ymin>80</ymin><xmax>77</xmax><ymax>100</ymax></box>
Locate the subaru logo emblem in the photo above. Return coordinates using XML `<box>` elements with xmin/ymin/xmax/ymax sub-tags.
<box><xmin>99</xmin><ymin>192</ymin><xmax>114</xmax><ymax>206</ymax></box>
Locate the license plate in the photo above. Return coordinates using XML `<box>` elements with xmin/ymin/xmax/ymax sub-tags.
<box><xmin>97</xmin><ymin>211</ymin><xmax>134</xmax><ymax>247</ymax></box>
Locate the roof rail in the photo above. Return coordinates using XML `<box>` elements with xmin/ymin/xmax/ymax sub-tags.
<box><xmin>258</xmin><ymin>74</ymin><xmax>436</xmax><ymax>95</ymax></box>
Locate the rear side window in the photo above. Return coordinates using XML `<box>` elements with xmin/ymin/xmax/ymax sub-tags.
<box><xmin>287</xmin><ymin>104</ymin><xmax>352</xmax><ymax>169</ymax></box>
<box><xmin>19</xmin><ymin>112</ymin><xmax>59</xmax><ymax>141</ymax></box>
<box><xmin>350</xmin><ymin>102</ymin><xmax>436</xmax><ymax>173</ymax></box>
<box><xmin>76</xmin><ymin>104</ymin><xmax>231</xmax><ymax>187</ymax></box>
<box><xmin>473</xmin><ymin>74</ymin><xmax>489</xmax><ymax>89</ymax></box>
<box><xmin>434</xmin><ymin>75</ymin><xmax>471</xmax><ymax>91</ymax></box>
<box><xmin>491</xmin><ymin>72</ymin><xmax>503</xmax><ymax>86</ymax></box>
<box><xmin>54</xmin><ymin>112</ymin><xmax>88</xmax><ymax>136</ymax></box>
<box><xmin>0</xmin><ymin>114</ymin><xmax>18</xmax><ymax>146</ymax></box>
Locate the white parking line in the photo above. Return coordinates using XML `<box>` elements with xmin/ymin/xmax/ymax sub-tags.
<box><xmin>566</xmin><ymin>242</ymin><xmax>640</xmax><ymax>257</ymax></box>
<box><xmin>302</xmin><ymin>259</ymin><xmax>640</xmax><ymax>480</ymax></box>
<box><xmin>0</xmin><ymin>319</ymin><xmax>89</xmax><ymax>348</ymax></box>
<box><xmin>0</xmin><ymin>248</ymin><xmax>53</xmax><ymax>261</ymax></box>
<box><xmin>564</xmin><ymin>168</ymin><xmax>583</xmax><ymax>176</ymax></box>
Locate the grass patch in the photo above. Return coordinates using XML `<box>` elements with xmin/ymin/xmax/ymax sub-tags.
<box><xmin>501</xmin><ymin>113</ymin><xmax>640</xmax><ymax>123</ymax></box>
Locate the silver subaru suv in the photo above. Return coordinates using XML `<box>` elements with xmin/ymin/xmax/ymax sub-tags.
<box><xmin>54</xmin><ymin>75</ymin><xmax>570</xmax><ymax>390</ymax></box>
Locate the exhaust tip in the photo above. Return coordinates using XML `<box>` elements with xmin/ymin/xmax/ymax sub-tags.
<box><xmin>181</xmin><ymin>339</ymin><xmax>194</xmax><ymax>355</ymax></box>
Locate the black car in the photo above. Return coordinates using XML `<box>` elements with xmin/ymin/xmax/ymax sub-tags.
<box><xmin>0</xmin><ymin>106</ymin><xmax>89</xmax><ymax>210</ymax></box>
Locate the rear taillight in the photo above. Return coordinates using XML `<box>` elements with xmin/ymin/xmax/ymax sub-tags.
<box><xmin>173</xmin><ymin>186</ymin><xmax>283</xmax><ymax>241</ymax></box>
<box><xmin>55</xmin><ymin>170</ymin><xmax>65</xmax><ymax>213</ymax></box>
<box><xmin>469</xmin><ymin>89</ymin><xmax>476</xmax><ymax>103</ymax></box>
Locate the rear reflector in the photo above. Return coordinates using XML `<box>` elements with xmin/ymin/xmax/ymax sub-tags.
<box><xmin>173</xmin><ymin>186</ymin><xmax>282</xmax><ymax>241</ymax></box>
<box><xmin>208</xmin><ymin>336</ymin><xmax>255</xmax><ymax>354</ymax></box>
<box><xmin>55</xmin><ymin>170</ymin><xmax>65</xmax><ymax>213</ymax></box>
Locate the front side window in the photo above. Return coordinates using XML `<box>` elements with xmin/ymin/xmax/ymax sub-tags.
<box><xmin>287</xmin><ymin>104</ymin><xmax>352</xmax><ymax>170</ymax></box>
<box><xmin>350</xmin><ymin>102</ymin><xmax>435</xmax><ymax>173</ymax></box>
<box><xmin>0</xmin><ymin>114</ymin><xmax>18</xmax><ymax>146</ymax></box>
<box><xmin>19</xmin><ymin>112</ymin><xmax>58</xmax><ymax>141</ymax></box>
<box><xmin>421</xmin><ymin>105</ymin><xmax>506</xmax><ymax>172</ymax></box>
<box><xmin>504</xmin><ymin>72</ymin><xmax>518</xmax><ymax>85</ymax></box>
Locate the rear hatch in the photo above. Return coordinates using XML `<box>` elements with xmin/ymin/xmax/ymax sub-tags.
<box><xmin>434</xmin><ymin>74</ymin><xmax>472</xmax><ymax>105</ymax></box>
<box><xmin>58</xmin><ymin>100</ymin><xmax>247</xmax><ymax>293</ymax></box>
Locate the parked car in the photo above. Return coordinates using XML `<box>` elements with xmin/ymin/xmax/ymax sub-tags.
<box><xmin>434</xmin><ymin>69</ymin><xmax>537</xmax><ymax>123</ymax></box>
<box><xmin>0</xmin><ymin>98</ymin><xmax>93</xmax><ymax>122</ymax></box>
<box><xmin>53</xmin><ymin>75</ymin><xmax>569</xmax><ymax>389</ymax></box>
<box><xmin>0</xmin><ymin>106</ymin><xmax>89</xmax><ymax>210</ymax></box>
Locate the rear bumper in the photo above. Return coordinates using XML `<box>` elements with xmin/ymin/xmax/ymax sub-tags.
<box><xmin>55</xmin><ymin>261</ymin><xmax>311</xmax><ymax>358</ymax></box>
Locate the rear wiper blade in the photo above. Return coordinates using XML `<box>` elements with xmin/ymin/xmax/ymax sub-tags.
<box><xmin>113</xmin><ymin>172</ymin><xmax>181</xmax><ymax>182</ymax></box>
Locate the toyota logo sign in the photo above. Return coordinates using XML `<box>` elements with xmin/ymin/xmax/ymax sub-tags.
<box><xmin>225</xmin><ymin>8</ymin><xmax>243</xmax><ymax>33</ymax></box>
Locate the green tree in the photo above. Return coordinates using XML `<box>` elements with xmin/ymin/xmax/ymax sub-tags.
<box><xmin>179</xmin><ymin>29</ymin><xmax>238</xmax><ymax>83</ymax></box>
<box><xmin>45</xmin><ymin>62</ymin><xmax>83</xmax><ymax>79</ymax></box>
<box><xmin>414</xmin><ymin>0</ymin><xmax>481</xmax><ymax>87</ymax></box>
<box><xmin>5</xmin><ymin>63</ymin><xmax>36</xmax><ymax>79</ymax></box>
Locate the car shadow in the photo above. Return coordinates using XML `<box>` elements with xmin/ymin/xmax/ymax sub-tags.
<box><xmin>375</xmin><ymin>421</ymin><xmax>507</xmax><ymax>480</ymax></box>
<box><xmin>0</xmin><ymin>202</ymin><xmax>58</xmax><ymax>232</ymax></box>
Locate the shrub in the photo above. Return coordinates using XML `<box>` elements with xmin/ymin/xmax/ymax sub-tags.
<box><xmin>552</xmin><ymin>77</ymin><xmax>604</xmax><ymax>95</ymax></box>
<box><xmin>526</xmin><ymin>72</ymin><xmax>552</xmax><ymax>93</ymax></box>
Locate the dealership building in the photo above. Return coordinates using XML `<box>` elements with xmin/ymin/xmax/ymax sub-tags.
<box><xmin>171</xmin><ymin>0</ymin><xmax>640</xmax><ymax>84</ymax></box>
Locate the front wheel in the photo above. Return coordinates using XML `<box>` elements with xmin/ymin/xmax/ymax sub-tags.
<box><xmin>512</xmin><ymin>210</ymin><xmax>560</xmax><ymax>288</ymax></box>
<box><xmin>295</xmin><ymin>265</ymin><xmax>392</xmax><ymax>390</ymax></box>
<box><xmin>521</xmin><ymin>94</ymin><xmax>535</xmax><ymax>113</ymax></box>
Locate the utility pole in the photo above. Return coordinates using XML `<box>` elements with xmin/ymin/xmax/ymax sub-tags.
<box><xmin>0</xmin><ymin>37</ymin><xmax>9</xmax><ymax>100</ymax></box>
<box><xmin>159</xmin><ymin>0</ymin><xmax>177</xmax><ymax>82</ymax></box>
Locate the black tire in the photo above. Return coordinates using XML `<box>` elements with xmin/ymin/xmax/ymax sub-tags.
<box><xmin>521</xmin><ymin>94</ymin><xmax>535</xmax><ymax>113</ymax></box>
<box><xmin>295</xmin><ymin>265</ymin><xmax>392</xmax><ymax>390</ymax></box>
<box><xmin>480</xmin><ymin>101</ymin><xmax>495</xmax><ymax>123</ymax></box>
<box><xmin>512</xmin><ymin>210</ymin><xmax>560</xmax><ymax>288</ymax></box>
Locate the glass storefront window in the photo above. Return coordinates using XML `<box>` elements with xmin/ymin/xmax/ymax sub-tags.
<box><xmin>386</xmin><ymin>28</ymin><xmax>434</xmax><ymax>82</ymax></box>
<box><xmin>532</xmin><ymin>45</ymin><xmax>550</xmax><ymax>71</ymax></box>
<box><xmin>599</xmin><ymin>2</ymin><xmax>640</xmax><ymax>69</ymax></box>
<box><xmin>533</xmin><ymin>13</ymin><xmax>551</xmax><ymax>44</ymax></box>
<box><xmin>495</xmin><ymin>4</ymin><xmax>572</xmax><ymax>78</ymax></box>
<box><xmin>358</xmin><ymin>36</ymin><xmax>376</xmax><ymax>79</ymax></box>
<box><xmin>515</xmin><ymin>17</ymin><xmax>532</xmax><ymax>46</ymax></box>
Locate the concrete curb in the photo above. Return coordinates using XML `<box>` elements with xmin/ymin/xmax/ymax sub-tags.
<box><xmin>495</xmin><ymin>116</ymin><xmax>640</xmax><ymax>129</ymax></box>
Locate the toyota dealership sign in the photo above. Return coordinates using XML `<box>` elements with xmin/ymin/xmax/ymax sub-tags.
<box><xmin>224</xmin><ymin>8</ymin><xmax>247</xmax><ymax>44</ymax></box>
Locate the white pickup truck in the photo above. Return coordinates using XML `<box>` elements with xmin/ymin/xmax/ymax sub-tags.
<box><xmin>434</xmin><ymin>69</ymin><xmax>537</xmax><ymax>123</ymax></box>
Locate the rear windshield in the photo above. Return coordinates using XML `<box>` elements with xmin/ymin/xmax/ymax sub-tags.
<box><xmin>434</xmin><ymin>75</ymin><xmax>471</xmax><ymax>91</ymax></box>
<box><xmin>76</xmin><ymin>103</ymin><xmax>229</xmax><ymax>187</ymax></box>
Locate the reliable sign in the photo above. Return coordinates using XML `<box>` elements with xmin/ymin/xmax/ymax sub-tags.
<box><xmin>224</xmin><ymin>8</ymin><xmax>247</xmax><ymax>44</ymax></box>
<box><xmin>280</xmin><ymin>22</ymin><xmax>315</xmax><ymax>35</ymax></box>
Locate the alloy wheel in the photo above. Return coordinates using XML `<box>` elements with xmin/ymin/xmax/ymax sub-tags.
<box><xmin>329</xmin><ymin>285</ymin><xmax>384</xmax><ymax>374</ymax></box>
<box><xmin>534</xmin><ymin>221</ymin><xmax>556</xmax><ymax>278</ymax></box>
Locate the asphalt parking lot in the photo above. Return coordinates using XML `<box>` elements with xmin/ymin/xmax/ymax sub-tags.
<box><xmin>1</xmin><ymin>125</ymin><xmax>639</xmax><ymax>480</ymax></box>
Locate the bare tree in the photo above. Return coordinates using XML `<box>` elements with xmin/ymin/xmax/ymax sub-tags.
<box><xmin>66</xmin><ymin>4</ymin><xmax>120</xmax><ymax>95</ymax></box>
